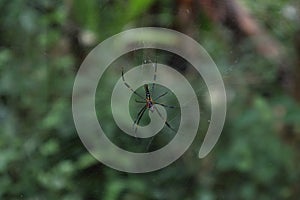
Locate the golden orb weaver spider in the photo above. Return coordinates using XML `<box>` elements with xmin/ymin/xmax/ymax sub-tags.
<box><xmin>121</xmin><ymin>62</ymin><xmax>177</xmax><ymax>135</ymax></box>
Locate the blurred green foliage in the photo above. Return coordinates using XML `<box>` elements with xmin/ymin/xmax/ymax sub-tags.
<box><xmin>0</xmin><ymin>0</ymin><xmax>300</xmax><ymax>199</ymax></box>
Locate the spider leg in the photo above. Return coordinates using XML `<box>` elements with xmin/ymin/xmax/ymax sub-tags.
<box><xmin>135</xmin><ymin>99</ymin><xmax>145</xmax><ymax>103</ymax></box>
<box><xmin>151</xmin><ymin>61</ymin><xmax>157</xmax><ymax>96</ymax></box>
<box><xmin>154</xmin><ymin>91</ymin><xmax>168</xmax><ymax>101</ymax></box>
<box><xmin>122</xmin><ymin>68</ymin><xmax>145</xmax><ymax>100</ymax></box>
<box><xmin>155</xmin><ymin>102</ymin><xmax>177</xmax><ymax>109</ymax></box>
<box><xmin>153</xmin><ymin>106</ymin><xmax>176</xmax><ymax>132</ymax></box>
<box><xmin>133</xmin><ymin>105</ymin><xmax>147</xmax><ymax>136</ymax></box>
<box><xmin>146</xmin><ymin>136</ymin><xmax>155</xmax><ymax>151</ymax></box>
<box><xmin>133</xmin><ymin>105</ymin><xmax>147</xmax><ymax>125</ymax></box>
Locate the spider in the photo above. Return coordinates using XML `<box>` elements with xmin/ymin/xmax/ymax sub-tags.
<box><xmin>121</xmin><ymin>63</ymin><xmax>177</xmax><ymax>135</ymax></box>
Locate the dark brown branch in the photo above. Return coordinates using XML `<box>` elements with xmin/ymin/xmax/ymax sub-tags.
<box><xmin>197</xmin><ymin>0</ymin><xmax>293</xmax><ymax>93</ymax></box>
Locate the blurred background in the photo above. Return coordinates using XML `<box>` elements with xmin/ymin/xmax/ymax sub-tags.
<box><xmin>1</xmin><ymin>0</ymin><xmax>300</xmax><ymax>199</ymax></box>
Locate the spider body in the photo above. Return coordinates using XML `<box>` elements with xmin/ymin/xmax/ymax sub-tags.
<box><xmin>121</xmin><ymin>65</ymin><xmax>176</xmax><ymax>134</ymax></box>
<box><xmin>144</xmin><ymin>84</ymin><xmax>155</xmax><ymax>112</ymax></box>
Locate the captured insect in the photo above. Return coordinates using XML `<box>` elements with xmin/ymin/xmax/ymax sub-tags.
<box><xmin>121</xmin><ymin>62</ymin><xmax>177</xmax><ymax>135</ymax></box>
